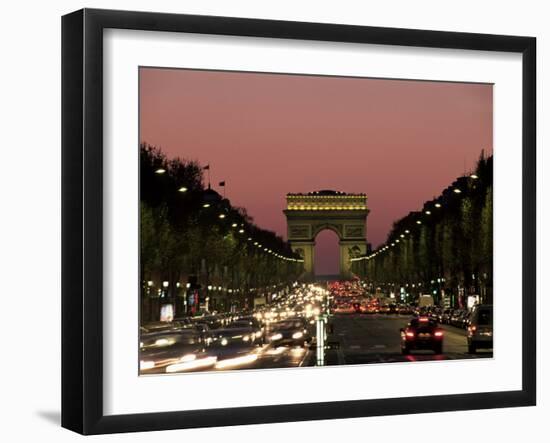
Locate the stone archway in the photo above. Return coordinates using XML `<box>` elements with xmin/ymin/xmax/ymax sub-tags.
<box><xmin>283</xmin><ymin>190</ymin><xmax>369</xmax><ymax>280</ymax></box>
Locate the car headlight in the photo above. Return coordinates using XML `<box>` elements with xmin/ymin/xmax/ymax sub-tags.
<box><xmin>292</xmin><ymin>332</ymin><xmax>303</xmax><ymax>339</ymax></box>
<box><xmin>270</xmin><ymin>333</ymin><xmax>283</xmax><ymax>341</ymax></box>
<box><xmin>140</xmin><ymin>360</ymin><xmax>155</xmax><ymax>370</ymax></box>
<box><xmin>242</xmin><ymin>335</ymin><xmax>250</xmax><ymax>342</ymax></box>
<box><xmin>221</xmin><ymin>338</ymin><xmax>228</xmax><ymax>346</ymax></box>
<box><xmin>255</xmin><ymin>331</ymin><xmax>262</xmax><ymax>338</ymax></box>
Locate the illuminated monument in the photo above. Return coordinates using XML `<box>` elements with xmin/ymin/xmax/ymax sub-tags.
<box><xmin>283</xmin><ymin>190</ymin><xmax>369</xmax><ymax>280</ymax></box>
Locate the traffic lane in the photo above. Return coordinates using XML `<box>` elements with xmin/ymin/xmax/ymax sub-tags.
<box><xmin>327</xmin><ymin>314</ymin><xmax>492</xmax><ymax>365</ymax></box>
<box><xmin>329</xmin><ymin>313</ymin><xmax>411</xmax><ymax>354</ymax></box>
<box><xmin>243</xmin><ymin>345</ymin><xmax>312</xmax><ymax>370</ymax></box>
<box><xmin>141</xmin><ymin>343</ymin><xmax>312</xmax><ymax>374</ymax></box>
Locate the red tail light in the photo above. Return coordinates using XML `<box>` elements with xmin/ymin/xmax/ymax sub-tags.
<box><xmin>434</xmin><ymin>331</ymin><xmax>444</xmax><ymax>337</ymax></box>
<box><xmin>405</xmin><ymin>331</ymin><xmax>415</xmax><ymax>338</ymax></box>
<box><xmin>419</xmin><ymin>317</ymin><xmax>429</xmax><ymax>322</ymax></box>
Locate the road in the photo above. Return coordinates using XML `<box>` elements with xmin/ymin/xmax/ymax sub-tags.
<box><xmin>325</xmin><ymin>313</ymin><xmax>492</xmax><ymax>365</ymax></box>
<box><xmin>145</xmin><ymin>313</ymin><xmax>491</xmax><ymax>374</ymax></box>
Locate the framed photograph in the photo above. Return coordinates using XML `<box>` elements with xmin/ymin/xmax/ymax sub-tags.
<box><xmin>62</xmin><ymin>8</ymin><xmax>536</xmax><ymax>435</ymax></box>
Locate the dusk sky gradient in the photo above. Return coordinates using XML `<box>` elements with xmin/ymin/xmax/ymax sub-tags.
<box><xmin>140</xmin><ymin>68</ymin><xmax>492</xmax><ymax>275</ymax></box>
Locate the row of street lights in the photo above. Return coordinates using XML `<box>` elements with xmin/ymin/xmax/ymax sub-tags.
<box><xmin>351</xmin><ymin>172</ymin><xmax>479</xmax><ymax>263</ymax></box>
<box><xmin>155</xmin><ymin>166</ymin><xmax>304</xmax><ymax>264</ymax></box>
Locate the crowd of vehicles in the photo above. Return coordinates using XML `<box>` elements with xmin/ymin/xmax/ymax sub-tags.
<box><xmin>398</xmin><ymin>304</ymin><xmax>493</xmax><ymax>355</ymax></box>
<box><xmin>140</xmin><ymin>284</ymin><xmax>328</xmax><ymax>374</ymax></box>
<box><xmin>140</xmin><ymin>279</ymin><xmax>493</xmax><ymax>372</ymax></box>
<box><xmin>328</xmin><ymin>280</ymin><xmax>493</xmax><ymax>356</ymax></box>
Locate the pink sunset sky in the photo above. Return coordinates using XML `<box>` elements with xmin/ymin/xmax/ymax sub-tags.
<box><xmin>140</xmin><ymin>68</ymin><xmax>493</xmax><ymax>275</ymax></box>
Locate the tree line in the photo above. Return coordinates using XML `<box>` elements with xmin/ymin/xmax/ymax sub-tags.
<box><xmin>140</xmin><ymin>144</ymin><xmax>303</xmax><ymax>320</ymax></box>
<box><xmin>352</xmin><ymin>152</ymin><xmax>493</xmax><ymax>307</ymax></box>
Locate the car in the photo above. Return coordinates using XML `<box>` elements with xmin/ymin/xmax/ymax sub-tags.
<box><xmin>139</xmin><ymin>327</ymin><xmax>206</xmax><ymax>372</ymax></box>
<box><xmin>364</xmin><ymin>304</ymin><xmax>380</xmax><ymax>314</ymax></box>
<box><xmin>191</xmin><ymin>315</ymin><xmax>225</xmax><ymax>330</ymax></box>
<box><xmin>440</xmin><ymin>309</ymin><xmax>453</xmax><ymax>324</ymax></box>
<box><xmin>192</xmin><ymin>322</ymin><xmax>216</xmax><ymax>345</ymax></box>
<box><xmin>234</xmin><ymin>316</ymin><xmax>265</xmax><ymax>342</ymax></box>
<box><xmin>400</xmin><ymin>316</ymin><xmax>444</xmax><ymax>355</ymax></box>
<box><xmin>141</xmin><ymin>321</ymin><xmax>182</xmax><ymax>334</ymax></box>
<box><xmin>267</xmin><ymin>318</ymin><xmax>311</xmax><ymax>347</ymax></box>
<box><xmin>450</xmin><ymin>309</ymin><xmax>467</xmax><ymax>328</ymax></box>
<box><xmin>467</xmin><ymin>304</ymin><xmax>493</xmax><ymax>353</ymax></box>
<box><xmin>334</xmin><ymin>303</ymin><xmax>354</xmax><ymax>314</ymax></box>
<box><xmin>429</xmin><ymin>308</ymin><xmax>441</xmax><ymax>322</ymax></box>
<box><xmin>172</xmin><ymin>317</ymin><xmax>194</xmax><ymax>329</ymax></box>
<box><xmin>213</xmin><ymin>319</ymin><xmax>263</xmax><ymax>347</ymax></box>
<box><xmin>461</xmin><ymin>310</ymin><xmax>472</xmax><ymax>329</ymax></box>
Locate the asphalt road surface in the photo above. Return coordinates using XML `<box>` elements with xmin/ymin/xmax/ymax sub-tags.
<box><xmin>142</xmin><ymin>314</ymin><xmax>492</xmax><ymax>374</ymax></box>
<box><xmin>325</xmin><ymin>313</ymin><xmax>492</xmax><ymax>365</ymax></box>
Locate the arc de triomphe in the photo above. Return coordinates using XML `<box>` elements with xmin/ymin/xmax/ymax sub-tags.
<box><xmin>283</xmin><ymin>190</ymin><xmax>369</xmax><ymax>280</ymax></box>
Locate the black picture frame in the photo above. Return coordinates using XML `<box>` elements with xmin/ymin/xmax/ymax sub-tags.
<box><xmin>62</xmin><ymin>8</ymin><xmax>536</xmax><ymax>435</ymax></box>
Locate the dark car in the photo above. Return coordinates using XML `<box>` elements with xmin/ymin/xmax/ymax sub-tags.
<box><xmin>213</xmin><ymin>320</ymin><xmax>262</xmax><ymax>348</ymax></box>
<box><xmin>192</xmin><ymin>315</ymin><xmax>225</xmax><ymax>330</ymax></box>
<box><xmin>268</xmin><ymin>318</ymin><xmax>311</xmax><ymax>347</ymax></box>
<box><xmin>233</xmin><ymin>317</ymin><xmax>265</xmax><ymax>343</ymax></box>
<box><xmin>467</xmin><ymin>304</ymin><xmax>493</xmax><ymax>353</ymax></box>
<box><xmin>400</xmin><ymin>317</ymin><xmax>444</xmax><ymax>355</ymax></box>
<box><xmin>172</xmin><ymin>317</ymin><xmax>194</xmax><ymax>329</ymax></box>
<box><xmin>461</xmin><ymin>310</ymin><xmax>472</xmax><ymax>329</ymax></box>
<box><xmin>440</xmin><ymin>309</ymin><xmax>453</xmax><ymax>324</ymax></box>
<box><xmin>450</xmin><ymin>309</ymin><xmax>467</xmax><ymax>328</ymax></box>
<box><xmin>192</xmin><ymin>322</ymin><xmax>216</xmax><ymax>346</ymax></box>
<box><xmin>429</xmin><ymin>308</ymin><xmax>441</xmax><ymax>322</ymax></box>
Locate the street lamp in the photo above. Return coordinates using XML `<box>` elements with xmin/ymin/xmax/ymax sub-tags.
<box><xmin>178</xmin><ymin>186</ymin><xmax>188</xmax><ymax>192</ymax></box>
<box><xmin>202</xmin><ymin>203</ymin><xmax>210</xmax><ymax>208</ymax></box>
<box><xmin>435</xmin><ymin>203</ymin><xmax>442</xmax><ymax>208</ymax></box>
<box><xmin>218</xmin><ymin>213</ymin><xmax>226</xmax><ymax>219</ymax></box>
<box><xmin>453</xmin><ymin>188</ymin><xmax>462</xmax><ymax>194</ymax></box>
<box><xmin>155</xmin><ymin>168</ymin><xmax>166</xmax><ymax>174</ymax></box>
